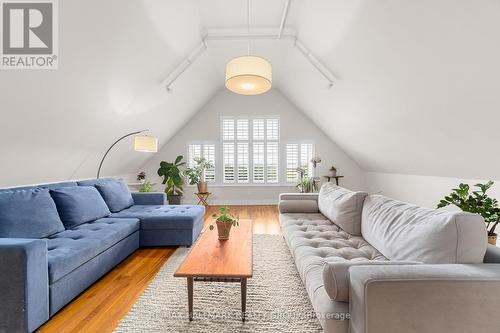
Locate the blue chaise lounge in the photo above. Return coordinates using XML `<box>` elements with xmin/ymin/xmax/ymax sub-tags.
<box><xmin>0</xmin><ymin>178</ymin><xmax>205</xmax><ymax>333</ymax></box>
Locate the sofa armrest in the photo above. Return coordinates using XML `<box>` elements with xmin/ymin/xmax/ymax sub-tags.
<box><xmin>0</xmin><ymin>238</ymin><xmax>49</xmax><ymax>333</ymax></box>
<box><xmin>131</xmin><ymin>192</ymin><xmax>166</xmax><ymax>205</ymax></box>
<box><xmin>349</xmin><ymin>264</ymin><xmax>500</xmax><ymax>333</ymax></box>
<box><xmin>484</xmin><ymin>244</ymin><xmax>500</xmax><ymax>263</ymax></box>
<box><xmin>278</xmin><ymin>193</ymin><xmax>319</xmax><ymax>213</ymax></box>
<box><xmin>322</xmin><ymin>260</ymin><xmax>420</xmax><ymax>302</ymax></box>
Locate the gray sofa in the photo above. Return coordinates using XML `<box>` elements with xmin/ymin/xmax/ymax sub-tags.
<box><xmin>279</xmin><ymin>183</ymin><xmax>500</xmax><ymax>333</ymax></box>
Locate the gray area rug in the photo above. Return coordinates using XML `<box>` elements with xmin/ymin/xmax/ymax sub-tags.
<box><xmin>115</xmin><ymin>234</ymin><xmax>322</xmax><ymax>332</ymax></box>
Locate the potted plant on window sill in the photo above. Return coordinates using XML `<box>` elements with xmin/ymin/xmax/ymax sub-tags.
<box><xmin>157</xmin><ymin>155</ymin><xmax>185</xmax><ymax>205</ymax></box>
<box><xmin>185</xmin><ymin>157</ymin><xmax>214</xmax><ymax>194</ymax></box>
<box><xmin>438</xmin><ymin>181</ymin><xmax>500</xmax><ymax>245</ymax></box>
<box><xmin>209</xmin><ymin>206</ymin><xmax>239</xmax><ymax>240</ymax></box>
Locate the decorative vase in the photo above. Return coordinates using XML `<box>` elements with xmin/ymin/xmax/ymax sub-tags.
<box><xmin>329</xmin><ymin>170</ymin><xmax>337</xmax><ymax>177</ymax></box>
<box><xmin>197</xmin><ymin>181</ymin><xmax>208</xmax><ymax>194</ymax></box>
<box><xmin>488</xmin><ymin>233</ymin><xmax>497</xmax><ymax>246</ymax></box>
<box><xmin>216</xmin><ymin>220</ymin><xmax>232</xmax><ymax>240</ymax></box>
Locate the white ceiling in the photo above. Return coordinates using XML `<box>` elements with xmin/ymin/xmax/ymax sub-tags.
<box><xmin>1</xmin><ymin>0</ymin><xmax>500</xmax><ymax>186</ymax></box>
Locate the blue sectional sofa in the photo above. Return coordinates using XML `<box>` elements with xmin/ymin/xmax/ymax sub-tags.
<box><xmin>0</xmin><ymin>178</ymin><xmax>205</xmax><ymax>333</ymax></box>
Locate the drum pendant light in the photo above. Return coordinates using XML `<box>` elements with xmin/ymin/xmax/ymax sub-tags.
<box><xmin>225</xmin><ymin>0</ymin><xmax>272</xmax><ymax>95</ymax></box>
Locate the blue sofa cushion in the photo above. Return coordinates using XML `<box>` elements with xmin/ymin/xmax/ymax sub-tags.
<box><xmin>50</xmin><ymin>187</ymin><xmax>111</xmax><ymax>228</ymax></box>
<box><xmin>46</xmin><ymin>217</ymin><xmax>140</xmax><ymax>283</ymax></box>
<box><xmin>94</xmin><ymin>180</ymin><xmax>134</xmax><ymax>213</ymax></box>
<box><xmin>0</xmin><ymin>188</ymin><xmax>65</xmax><ymax>238</ymax></box>
<box><xmin>111</xmin><ymin>205</ymin><xmax>205</xmax><ymax>230</ymax></box>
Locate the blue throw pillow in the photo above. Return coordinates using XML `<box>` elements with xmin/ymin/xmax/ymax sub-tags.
<box><xmin>50</xmin><ymin>186</ymin><xmax>111</xmax><ymax>228</ymax></box>
<box><xmin>94</xmin><ymin>180</ymin><xmax>134</xmax><ymax>213</ymax></box>
<box><xmin>0</xmin><ymin>188</ymin><xmax>65</xmax><ymax>238</ymax></box>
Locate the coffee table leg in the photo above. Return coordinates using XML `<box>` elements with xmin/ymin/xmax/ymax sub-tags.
<box><xmin>187</xmin><ymin>277</ymin><xmax>194</xmax><ymax>321</ymax></box>
<box><xmin>241</xmin><ymin>278</ymin><xmax>247</xmax><ymax>322</ymax></box>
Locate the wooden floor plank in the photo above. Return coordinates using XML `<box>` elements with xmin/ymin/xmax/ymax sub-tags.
<box><xmin>37</xmin><ymin>205</ymin><xmax>279</xmax><ymax>333</ymax></box>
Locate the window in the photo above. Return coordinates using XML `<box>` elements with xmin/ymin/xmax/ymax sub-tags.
<box><xmin>222</xmin><ymin>116</ymin><xmax>279</xmax><ymax>184</ymax></box>
<box><xmin>285</xmin><ymin>142</ymin><xmax>314</xmax><ymax>183</ymax></box>
<box><xmin>187</xmin><ymin>143</ymin><xmax>216</xmax><ymax>183</ymax></box>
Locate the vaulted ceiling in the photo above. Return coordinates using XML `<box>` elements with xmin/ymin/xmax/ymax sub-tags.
<box><xmin>1</xmin><ymin>0</ymin><xmax>500</xmax><ymax>186</ymax></box>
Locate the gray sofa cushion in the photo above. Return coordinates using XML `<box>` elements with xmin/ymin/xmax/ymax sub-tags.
<box><xmin>318</xmin><ymin>183</ymin><xmax>368</xmax><ymax>235</ymax></box>
<box><xmin>361</xmin><ymin>195</ymin><xmax>487</xmax><ymax>264</ymax></box>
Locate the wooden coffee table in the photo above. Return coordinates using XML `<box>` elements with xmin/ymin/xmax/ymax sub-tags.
<box><xmin>174</xmin><ymin>220</ymin><xmax>253</xmax><ymax>321</ymax></box>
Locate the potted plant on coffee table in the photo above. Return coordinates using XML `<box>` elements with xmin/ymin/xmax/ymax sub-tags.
<box><xmin>209</xmin><ymin>206</ymin><xmax>239</xmax><ymax>240</ymax></box>
<box><xmin>438</xmin><ymin>181</ymin><xmax>500</xmax><ymax>245</ymax></box>
<box><xmin>185</xmin><ymin>157</ymin><xmax>214</xmax><ymax>194</ymax></box>
<box><xmin>157</xmin><ymin>155</ymin><xmax>185</xmax><ymax>205</ymax></box>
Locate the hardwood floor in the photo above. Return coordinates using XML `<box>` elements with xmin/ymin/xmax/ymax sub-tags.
<box><xmin>37</xmin><ymin>205</ymin><xmax>279</xmax><ymax>333</ymax></box>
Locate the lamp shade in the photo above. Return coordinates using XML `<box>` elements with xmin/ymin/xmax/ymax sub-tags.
<box><xmin>225</xmin><ymin>56</ymin><xmax>272</xmax><ymax>95</ymax></box>
<box><xmin>134</xmin><ymin>136</ymin><xmax>158</xmax><ymax>152</ymax></box>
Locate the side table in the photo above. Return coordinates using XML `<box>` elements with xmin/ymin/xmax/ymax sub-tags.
<box><xmin>195</xmin><ymin>192</ymin><xmax>212</xmax><ymax>207</ymax></box>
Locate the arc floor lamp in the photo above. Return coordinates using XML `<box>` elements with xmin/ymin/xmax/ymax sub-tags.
<box><xmin>96</xmin><ymin>129</ymin><xmax>158</xmax><ymax>179</ymax></box>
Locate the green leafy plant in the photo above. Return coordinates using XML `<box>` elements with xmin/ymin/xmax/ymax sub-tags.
<box><xmin>138</xmin><ymin>181</ymin><xmax>154</xmax><ymax>192</ymax></box>
<box><xmin>437</xmin><ymin>181</ymin><xmax>500</xmax><ymax>235</ymax></box>
<box><xmin>296</xmin><ymin>176</ymin><xmax>319</xmax><ymax>193</ymax></box>
<box><xmin>157</xmin><ymin>155</ymin><xmax>186</xmax><ymax>197</ymax></box>
<box><xmin>209</xmin><ymin>206</ymin><xmax>239</xmax><ymax>237</ymax></box>
<box><xmin>330</xmin><ymin>165</ymin><xmax>337</xmax><ymax>171</ymax></box>
<box><xmin>185</xmin><ymin>157</ymin><xmax>214</xmax><ymax>185</ymax></box>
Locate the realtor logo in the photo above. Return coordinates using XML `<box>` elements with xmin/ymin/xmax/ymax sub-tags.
<box><xmin>1</xmin><ymin>0</ymin><xmax>58</xmax><ymax>69</ymax></box>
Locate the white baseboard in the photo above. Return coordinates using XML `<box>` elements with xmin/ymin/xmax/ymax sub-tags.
<box><xmin>181</xmin><ymin>199</ymin><xmax>278</xmax><ymax>205</ymax></box>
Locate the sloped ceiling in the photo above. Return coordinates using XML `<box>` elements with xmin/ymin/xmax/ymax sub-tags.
<box><xmin>2</xmin><ymin>0</ymin><xmax>500</xmax><ymax>186</ymax></box>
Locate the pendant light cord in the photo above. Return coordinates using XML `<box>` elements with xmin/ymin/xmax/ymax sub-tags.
<box><xmin>247</xmin><ymin>0</ymin><xmax>250</xmax><ymax>55</ymax></box>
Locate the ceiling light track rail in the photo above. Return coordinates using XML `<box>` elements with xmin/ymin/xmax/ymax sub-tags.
<box><xmin>162</xmin><ymin>31</ymin><xmax>336</xmax><ymax>91</ymax></box>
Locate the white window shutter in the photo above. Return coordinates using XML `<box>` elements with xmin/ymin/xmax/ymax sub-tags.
<box><xmin>266</xmin><ymin>119</ymin><xmax>279</xmax><ymax>141</ymax></box>
<box><xmin>286</xmin><ymin>144</ymin><xmax>299</xmax><ymax>182</ymax></box>
<box><xmin>222</xmin><ymin>118</ymin><xmax>235</xmax><ymax>141</ymax></box>
<box><xmin>236</xmin><ymin>119</ymin><xmax>249</xmax><ymax>140</ymax></box>
<box><xmin>203</xmin><ymin>144</ymin><xmax>216</xmax><ymax>182</ymax></box>
<box><xmin>252</xmin><ymin>142</ymin><xmax>264</xmax><ymax>183</ymax></box>
<box><xmin>188</xmin><ymin>144</ymin><xmax>201</xmax><ymax>168</ymax></box>
<box><xmin>266</xmin><ymin>142</ymin><xmax>279</xmax><ymax>183</ymax></box>
<box><xmin>223</xmin><ymin>143</ymin><xmax>235</xmax><ymax>183</ymax></box>
<box><xmin>300</xmin><ymin>143</ymin><xmax>314</xmax><ymax>177</ymax></box>
<box><xmin>253</xmin><ymin>119</ymin><xmax>265</xmax><ymax>140</ymax></box>
<box><xmin>237</xmin><ymin>143</ymin><xmax>249</xmax><ymax>183</ymax></box>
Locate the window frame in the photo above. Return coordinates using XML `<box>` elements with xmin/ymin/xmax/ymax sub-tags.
<box><xmin>221</xmin><ymin>115</ymin><xmax>280</xmax><ymax>186</ymax></box>
<box><xmin>283</xmin><ymin>140</ymin><xmax>315</xmax><ymax>184</ymax></box>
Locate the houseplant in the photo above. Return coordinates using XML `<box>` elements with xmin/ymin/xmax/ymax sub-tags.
<box><xmin>437</xmin><ymin>181</ymin><xmax>500</xmax><ymax>245</ymax></box>
<box><xmin>138</xmin><ymin>181</ymin><xmax>154</xmax><ymax>192</ymax></box>
<box><xmin>296</xmin><ymin>167</ymin><xmax>320</xmax><ymax>193</ymax></box>
<box><xmin>185</xmin><ymin>157</ymin><xmax>214</xmax><ymax>194</ymax></box>
<box><xmin>329</xmin><ymin>165</ymin><xmax>337</xmax><ymax>177</ymax></box>
<box><xmin>209</xmin><ymin>206</ymin><xmax>239</xmax><ymax>240</ymax></box>
<box><xmin>157</xmin><ymin>155</ymin><xmax>185</xmax><ymax>205</ymax></box>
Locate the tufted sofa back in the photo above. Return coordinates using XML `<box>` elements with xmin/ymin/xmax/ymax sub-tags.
<box><xmin>361</xmin><ymin>194</ymin><xmax>488</xmax><ymax>264</ymax></box>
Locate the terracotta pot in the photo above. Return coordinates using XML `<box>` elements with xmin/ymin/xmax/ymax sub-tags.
<box><xmin>488</xmin><ymin>233</ymin><xmax>497</xmax><ymax>246</ymax></box>
<box><xmin>197</xmin><ymin>181</ymin><xmax>208</xmax><ymax>194</ymax></box>
<box><xmin>329</xmin><ymin>170</ymin><xmax>337</xmax><ymax>177</ymax></box>
<box><xmin>216</xmin><ymin>220</ymin><xmax>232</xmax><ymax>240</ymax></box>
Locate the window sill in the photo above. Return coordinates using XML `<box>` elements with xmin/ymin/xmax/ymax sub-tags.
<box><xmin>187</xmin><ymin>184</ymin><xmax>296</xmax><ymax>188</ymax></box>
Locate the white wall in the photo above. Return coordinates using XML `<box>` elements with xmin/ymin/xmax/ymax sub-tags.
<box><xmin>140</xmin><ymin>89</ymin><xmax>365</xmax><ymax>204</ymax></box>
<box><xmin>366</xmin><ymin>172</ymin><xmax>500</xmax><ymax>208</ymax></box>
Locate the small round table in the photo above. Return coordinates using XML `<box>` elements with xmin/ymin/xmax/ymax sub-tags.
<box><xmin>194</xmin><ymin>192</ymin><xmax>212</xmax><ymax>207</ymax></box>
